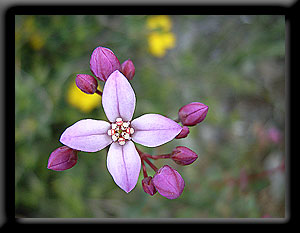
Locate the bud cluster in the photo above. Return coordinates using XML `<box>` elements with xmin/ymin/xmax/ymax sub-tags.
<box><xmin>137</xmin><ymin>101</ymin><xmax>208</xmax><ymax>199</ymax></box>
<box><xmin>75</xmin><ymin>46</ymin><xmax>135</xmax><ymax>95</ymax></box>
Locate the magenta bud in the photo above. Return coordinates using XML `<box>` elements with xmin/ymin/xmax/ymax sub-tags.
<box><xmin>90</xmin><ymin>46</ymin><xmax>121</xmax><ymax>82</ymax></box>
<box><xmin>75</xmin><ymin>74</ymin><xmax>98</xmax><ymax>94</ymax></box>
<box><xmin>121</xmin><ymin>59</ymin><xmax>135</xmax><ymax>80</ymax></box>
<box><xmin>142</xmin><ymin>176</ymin><xmax>157</xmax><ymax>196</ymax></box>
<box><xmin>171</xmin><ymin>146</ymin><xmax>198</xmax><ymax>165</ymax></box>
<box><xmin>178</xmin><ymin>102</ymin><xmax>209</xmax><ymax>126</ymax></box>
<box><xmin>175</xmin><ymin>126</ymin><xmax>190</xmax><ymax>139</ymax></box>
<box><xmin>152</xmin><ymin>165</ymin><xmax>185</xmax><ymax>199</ymax></box>
<box><xmin>47</xmin><ymin>146</ymin><xmax>78</xmax><ymax>171</ymax></box>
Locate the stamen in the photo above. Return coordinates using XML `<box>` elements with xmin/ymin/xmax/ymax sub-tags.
<box><xmin>118</xmin><ymin>137</ymin><xmax>126</xmax><ymax>145</ymax></box>
<box><xmin>130</xmin><ymin>128</ymin><xmax>134</xmax><ymax>134</ymax></box>
<box><xmin>108</xmin><ymin>118</ymin><xmax>135</xmax><ymax>146</ymax></box>
<box><xmin>107</xmin><ymin>129</ymin><xmax>115</xmax><ymax>136</ymax></box>
<box><xmin>112</xmin><ymin>134</ymin><xmax>118</xmax><ymax>142</ymax></box>
<box><xmin>116</xmin><ymin>117</ymin><xmax>123</xmax><ymax>126</ymax></box>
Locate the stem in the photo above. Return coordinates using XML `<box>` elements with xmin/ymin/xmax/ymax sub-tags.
<box><xmin>144</xmin><ymin>154</ymin><xmax>171</xmax><ymax>160</ymax></box>
<box><xmin>141</xmin><ymin>159</ymin><xmax>148</xmax><ymax>178</ymax></box>
<box><xmin>135</xmin><ymin>146</ymin><xmax>158</xmax><ymax>172</ymax></box>
<box><xmin>143</xmin><ymin>157</ymin><xmax>158</xmax><ymax>172</ymax></box>
<box><xmin>95</xmin><ymin>89</ymin><xmax>103</xmax><ymax>96</ymax></box>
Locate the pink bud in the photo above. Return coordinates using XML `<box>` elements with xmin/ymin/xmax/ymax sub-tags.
<box><xmin>171</xmin><ymin>146</ymin><xmax>198</xmax><ymax>165</ymax></box>
<box><xmin>178</xmin><ymin>102</ymin><xmax>208</xmax><ymax>126</ymax></box>
<box><xmin>175</xmin><ymin>126</ymin><xmax>190</xmax><ymax>139</ymax></box>
<box><xmin>121</xmin><ymin>59</ymin><xmax>135</xmax><ymax>80</ymax></box>
<box><xmin>142</xmin><ymin>176</ymin><xmax>157</xmax><ymax>196</ymax></box>
<box><xmin>75</xmin><ymin>74</ymin><xmax>98</xmax><ymax>94</ymax></box>
<box><xmin>152</xmin><ymin>165</ymin><xmax>185</xmax><ymax>199</ymax></box>
<box><xmin>47</xmin><ymin>146</ymin><xmax>78</xmax><ymax>171</ymax></box>
<box><xmin>90</xmin><ymin>46</ymin><xmax>121</xmax><ymax>82</ymax></box>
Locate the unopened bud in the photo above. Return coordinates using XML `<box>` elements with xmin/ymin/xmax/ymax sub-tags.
<box><xmin>152</xmin><ymin>165</ymin><xmax>185</xmax><ymax>199</ymax></box>
<box><xmin>47</xmin><ymin>146</ymin><xmax>78</xmax><ymax>171</ymax></box>
<box><xmin>75</xmin><ymin>74</ymin><xmax>98</xmax><ymax>94</ymax></box>
<box><xmin>142</xmin><ymin>176</ymin><xmax>157</xmax><ymax>196</ymax></box>
<box><xmin>90</xmin><ymin>46</ymin><xmax>121</xmax><ymax>82</ymax></box>
<box><xmin>178</xmin><ymin>102</ymin><xmax>208</xmax><ymax>126</ymax></box>
<box><xmin>175</xmin><ymin>126</ymin><xmax>190</xmax><ymax>139</ymax></box>
<box><xmin>121</xmin><ymin>59</ymin><xmax>135</xmax><ymax>80</ymax></box>
<box><xmin>171</xmin><ymin>146</ymin><xmax>198</xmax><ymax>165</ymax></box>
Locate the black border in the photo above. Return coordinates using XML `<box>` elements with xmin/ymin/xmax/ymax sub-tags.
<box><xmin>4</xmin><ymin>3</ymin><xmax>295</xmax><ymax>227</ymax></box>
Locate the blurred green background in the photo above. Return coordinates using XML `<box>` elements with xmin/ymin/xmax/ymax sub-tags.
<box><xmin>15</xmin><ymin>15</ymin><xmax>285</xmax><ymax>218</ymax></box>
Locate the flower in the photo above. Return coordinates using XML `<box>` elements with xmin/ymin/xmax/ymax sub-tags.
<box><xmin>175</xmin><ymin>126</ymin><xmax>190</xmax><ymax>139</ymax></box>
<box><xmin>60</xmin><ymin>70</ymin><xmax>182</xmax><ymax>193</ymax></box>
<box><xmin>120</xmin><ymin>59</ymin><xmax>135</xmax><ymax>80</ymax></box>
<box><xmin>67</xmin><ymin>81</ymin><xmax>101</xmax><ymax>113</ymax></box>
<box><xmin>146</xmin><ymin>15</ymin><xmax>176</xmax><ymax>58</ymax></box>
<box><xmin>142</xmin><ymin>176</ymin><xmax>157</xmax><ymax>196</ymax></box>
<box><xmin>170</xmin><ymin>146</ymin><xmax>198</xmax><ymax>166</ymax></box>
<box><xmin>90</xmin><ymin>46</ymin><xmax>121</xmax><ymax>82</ymax></box>
<box><xmin>75</xmin><ymin>74</ymin><xmax>98</xmax><ymax>94</ymax></box>
<box><xmin>47</xmin><ymin>146</ymin><xmax>78</xmax><ymax>171</ymax></box>
<box><xmin>178</xmin><ymin>102</ymin><xmax>209</xmax><ymax>126</ymax></box>
<box><xmin>152</xmin><ymin>165</ymin><xmax>185</xmax><ymax>199</ymax></box>
<box><xmin>146</xmin><ymin>15</ymin><xmax>172</xmax><ymax>32</ymax></box>
<box><xmin>147</xmin><ymin>32</ymin><xmax>176</xmax><ymax>57</ymax></box>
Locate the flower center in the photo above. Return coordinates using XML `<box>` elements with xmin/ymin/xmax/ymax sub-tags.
<box><xmin>107</xmin><ymin>117</ymin><xmax>135</xmax><ymax>146</ymax></box>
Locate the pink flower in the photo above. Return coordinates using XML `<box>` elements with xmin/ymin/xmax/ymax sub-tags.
<box><xmin>90</xmin><ymin>46</ymin><xmax>121</xmax><ymax>82</ymax></box>
<box><xmin>152</xmin><ymin>165</ymin><xmax>185</xmax><ymax>199</ymax></box>
<box><xmin>170</xmin><ymin>146</ymin><xmax>198</xmax><ymax>165</ymax></box>
<box><xmin>47</xmin><ymin>146</ymin><xmax>78</xmax><ymax>171</ymax></box>
<box><xmin>60</xmin><ymin>70</ymin><xmax>182</xmax><ymax>193</ymax></box>
<box><xmin>121</xmin><ymin>59</ymin><xmax>135</xmax><ymax>80</ymax></box>
<box><xmin>178</xmin><ymin>102</ymin><xmax>208</xmax><ymax>126</ymax></box>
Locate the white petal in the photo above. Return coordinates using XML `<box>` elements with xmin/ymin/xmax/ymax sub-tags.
<box><xmin>102</xmin><ymin>70</ymin><xmax>136</xmax><ymax>122</ymax></box>
<box><xmin>60</xmin><ymin>119</ymin><xmax>112</xmax><ymax>152</ymax></box>
<box><xmin>106</xmin><ymin>141</ymin><xmax>141</xmax><ymax>193</ymax></box>
<box><xmin>131</xmin><ymin>114</ymin><xmax>182</xmax><ymax>147</ymax></box>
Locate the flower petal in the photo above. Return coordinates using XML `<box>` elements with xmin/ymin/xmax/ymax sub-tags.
<box><xmin>102</xmin><ymin>70</ymin><xmax>136</xmax><ymax>122</ymax></box>
<box><xmin>131</xmin><ymin>114</ymin><xmax>182</xmax><ymax>147</ymax></box>
<box><xmin>107</xmin><ymin>141</ymin><xmax>141</xmax><ymax>193</ymax></box>
<box><xmin>60</xmin><ymin>119</ymin><xmax>112</xmax><ymax>152</ymax></box>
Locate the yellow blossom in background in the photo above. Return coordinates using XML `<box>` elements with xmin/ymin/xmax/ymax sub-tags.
<box><xmin>146</xmin><ymin>15</ymin><xmax>172</xmax><ymax>32</ymax></box>
<box><xmin>67</xmin><ymin>81</ymin><xmax>102</xmax><ymax>113</ymax></box>
<box><xmin>146</xmin><ymin>15</ymin><xmax>176</xmax><ymax>58</ymax></box>
<box><xmin>148</xmin><ymin>32</ymin><xmax>176</xmax><ymax>57</ymax></box>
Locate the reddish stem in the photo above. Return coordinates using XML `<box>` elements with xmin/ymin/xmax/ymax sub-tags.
<box><xmin>135</xmin><ymin>146</ymin><xmax>158</xmax><ymax>172</ymax></box>
<box><xmin>143</xmin><ymin>154</ymin><xmax>171</xmax><ymax>160</ymax></box>
<box><xmin>143</xmin><ymin>157</ymin><xmax>158</xmax><ymax>172</ymax></box>
<box><xmin>141</xmin><ymin>159</ymin><xmax>148</xmax><ymax>178</ymax></box>
<box><xmin>95</xmin><ymin>89</ymin><xmax>103</xmax><ymax>96</ymax></box>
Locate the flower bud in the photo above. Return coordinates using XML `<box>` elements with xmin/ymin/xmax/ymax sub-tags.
<box><xmin>171</xmin><ymin>146</ymin><xmax>198</xmax><ymax>165</ymax></box>
<box><xmin>90</xmin><ymin>46</ymin><xmax>121</xmax><ymax>82</ymax></box>
<box><xmin>142</xmin><ymin>176</ymin><xmax>157</xmax><ymax>196</ymax></box>
<box><xmin>75</xmin><ymin>74</ymin><xmax>98</xmax><ymax>94</ymax></box>
<box><xmin>47</xmin><ymin>146</ymin><xmax>78</xmax><ymax>171</ymax></box>
<box><xmin>152</xmin><ymin>165</ymin><xmax>185</xmax><ymax>199</ymax></box>
<box><xmin>178</xmin><ymin>102</ymin><xmax>208</xmax><ymax>126</ymax></box>
<box><xmin>175</xmin><ymin>126</ymin><xmax>190</xmax><ymax>139</ymax></box>
<box><xmin>121</xmin><ymin>59</ymin><xmax>135</xmax><ymax>80</ymax></box>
